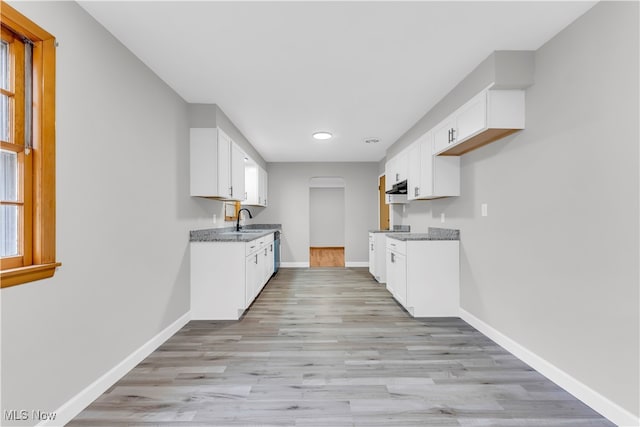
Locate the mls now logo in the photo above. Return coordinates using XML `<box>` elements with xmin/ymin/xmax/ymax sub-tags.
<box><xmin>4</xmin><ymin>410</ymin><xmax>29</xmax><ymax>421</ymax></box>
<box><xmin>4</xmin><ymin>409</ymin><xmax>57</xmax><ymax>421</ymax></box>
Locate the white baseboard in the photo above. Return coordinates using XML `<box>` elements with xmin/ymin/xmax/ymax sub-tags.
<box><xmin>39</xmin><ymin>312</ymin><xmax>191</xmax><ymax>427</ymax></box>
<box><xmin>279</xmin><ymin>262</ymin><xmax>368</xmax><ymax>268</ymax></box>
<box><xmin>280</xmin><ymin>262</ymin><xmax>309</xmax><ymax>268</ymax></box>
<box><xmin>345</xmin><ymin>262</ymin><xmax>368</xmax><ymax>267</ymax></box>
<box><xmin>459</xmin><ymin>308</ymin><xmax>639</xmax><ymax>427</ymax></box>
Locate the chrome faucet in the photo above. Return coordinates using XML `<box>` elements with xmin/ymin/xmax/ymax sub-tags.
<box><xmin>236</xmin><ymin>208</ymin><xmax>253</xmax><ymax>232</ymax></box>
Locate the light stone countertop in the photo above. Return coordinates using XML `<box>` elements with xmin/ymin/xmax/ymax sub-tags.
<box><xmin>386</xmin><ymin>227</ymin><xmax>460</xmax><ymax>241</ymax></box>
<box><xmin>190</xmin><ymin>224</ymin><xmax>281</xmax><ymax>242</ymax></box>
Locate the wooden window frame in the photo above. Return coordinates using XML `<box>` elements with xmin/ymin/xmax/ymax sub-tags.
<box><xmin>1</xmin><ymin>1</ymin><xmax>59</xmax><ymax>288</ymax></box>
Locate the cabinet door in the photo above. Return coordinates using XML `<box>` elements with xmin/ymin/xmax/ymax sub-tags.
<box><xmin>384</xmin><ymin>157</ymin><xmax>396</xmax><ymax>190</ymax></box>
<box><xmin>456</xmin><ymin>91</ymin><xmax>487</xmax><ymax>142</ymax></box>
<box><xmin>262</xmin><ymin>246</ymin><xmax>270</xmax><ymax>286</ymax></box>
<box><xmin>268</xmin><ymin>241</ymin><xmax>275</xmax><ymax>277</ymax></box>
<box><xmin>244</xmin><ymin>163</ymin><xmax>258</xmax><ymax>205</ymax></box>
<box><xmin>245</xmin><ymin>253</ymin><xmax>258</xmax><ymax>307</ymax></box>
<box><xmin>395</xmin><ymin>149</ymin><xmax>409</xmax><ymax>183</ymax></box>
<box><xmin>231</xmin><ymin>142</ymin><xmax>246</xmax><ymax>201</ymax></box>
<box><xmin>259</xmin><ymin>166</ymin><xmax>268</xmax><ymax>207</ymax></box>
<box><xmin>407</xmin><ymin>141</ymin><xmax>422</xmax><ymax>201</ymax></box>
<box><xmin>385</xmin><ymin>249</ymin><xmax>395</xmax><ymax>294</ymax></box>
<box><xmin>217</xmin><ymin>129</ymin><xmax>232</xmax><ymax>198</ymax></box>
<box><xmin>368</xmin><ymin>234</ymin><xmax>376</xmax><ymax>277</ymax></box>
<box><xmin>374</xmin><ymin>234</ymin><xmax>387</xmax><ymax>283</ymax></box>
<box><xmin>394</xmin><ymin>253</ymin><xmax>407</xmax><ymax>307</ymax></box>
<box><xmin>433</xmin><ymin>117</ymin><xmax>455</xmax><ymax>155</ymax></box>
<box><xmin>419</xmin><ymin>134</ymin><xmax>434</xmax><ymax>198</ymax></box>
<box><xmin>190</xmin><ymin>128</ymin><xmax>224</xmax><ymax>198</ymax></box>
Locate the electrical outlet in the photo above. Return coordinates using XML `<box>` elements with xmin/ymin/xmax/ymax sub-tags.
<box><xmin>213</xmin><ymin>214</ymin><xmax>217</xmax><ymax>224</ymax></box>
<box><xmin>440</xmin><ymin>213</ymin><xmax>445</xmax><ymax>223</ymax></box>
<box><xmin>481</xmin><ymin>203</ymin><xmax>488</xmax><ymax>217</ymax></box>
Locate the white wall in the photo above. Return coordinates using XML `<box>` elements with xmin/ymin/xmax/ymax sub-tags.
<box><xmin>255</xmin><ymin>163</ymin><xmax>378</xmax><ymax>264</ymax></box>
<box><xmin>309</xmin><ymin>188</ymin><xmax>345</xmax><ymax>247</ymax></box>
<box><xmin>389</xmin><ymin>1</ymin><xmax>639</xmax><ymax>420</ymax></box>
<box><xmin>0</xmin><ymin>2</ymin><xmax>218</xmax><ymax>425</ymax></box>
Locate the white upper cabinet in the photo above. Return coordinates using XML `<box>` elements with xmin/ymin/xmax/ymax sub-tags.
<box><xmin>217</xmin><ymin>130</ymin><xmax>232</xmax><ymax>198</ymax></box>
<box><xmin>385</xmin><ymin>147</ymin><xmax>410</xmax><ymax>204</ymax></box>
<box><xmin>384</xmin><ymin>148</ymin><xmax>409</xmax><ymax>191</ymax></box>
<box><xmin>244</xmin><ymin>161</ymin><xmax>268</xmax><ymax>207</ymax></box>
<box><xmin>231</xmin><ymin>142</ymin><xmax>246</xmax><ymax>201</ymax></box>
<box><xmin>259</xmin><ymin>166</ymin><xmax>268</xmax><ymax>207</ymax></box>
<box><xmin>190</xmin><ymin>127</ymin><xmax>246</xmax><ymax>201</ymax></box>
<box><xmin>386</xmin><ymin>148</ymin><xmax>409</xmax><ymax>187</ymax></box>
<box><xmin>407</xmin><ymin>139</ymin><xmax>422</xmax><ymax>201</ymax></box>
<box><xmin>433</xmin><ymin>116</ymin><xmax>457</xmax><ymax>157</ymax></box>
<box><xmin>408</xmin><ymin>131</ymin><xmax>460</xmax><ymax>200</ymax></box>
<box><xmin>433</xmin><ymin>88</ymin><xmax>525</xmax><ymax>156</ymax></box>
<box><xmin>384</xmin><ymin>156</ymin><xmax>396</xmax><ymax>192</ymax></box>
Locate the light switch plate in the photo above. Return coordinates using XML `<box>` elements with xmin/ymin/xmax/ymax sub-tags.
<box><xmin>440</xmin><ymin>213</ymin><xmax>445</xmax><ymax>223</ymax></box>
<box><xmin>481</xmin><ymin>203</ymin><xmax>488</xmax><ymax>217</ymax></box>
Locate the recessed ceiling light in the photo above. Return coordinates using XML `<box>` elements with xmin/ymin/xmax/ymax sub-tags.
<box><xmin>364</xmin><ymin>137</ymin><xmax>380</xmax><ymax>144</ymax></box>
<box><xmin>312</xmin><ymin>131</ymin><xmax>333</xmax><ymax>140</ymax></box>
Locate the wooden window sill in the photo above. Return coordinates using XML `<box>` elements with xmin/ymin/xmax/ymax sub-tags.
<box><xmin>1</xmin><ymin>262</ymin><xmax>61</xmax><ymax>288</ymax></box>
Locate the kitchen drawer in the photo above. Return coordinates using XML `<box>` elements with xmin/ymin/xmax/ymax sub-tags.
<box><xmin>245</xmin><ymin>239</ymin><xmax>261</xmax><ymax>255</ymax></box>
<box><xmin>386</xmin><ymin>237</ymin><xmax>406</xmax><ymax>255</ymax></box>
<box><xmin>245</xmin><ymin>233</ymin><xmax>274</xmax><ymax>255</ymax></box>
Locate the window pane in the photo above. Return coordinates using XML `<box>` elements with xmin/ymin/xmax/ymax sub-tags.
<box><xmin>1</xmin><ymin>205</ymin><xmax>18</xmax><ymax>257</ymax></box>
<box><xmin>0</xmin><ymin>94</ymin><xmax>8</xmax><ymax>142</ymax></box>
<box><xmin>1</xmin><ymin>149</ymin><xmax>18</xmax><ymax>201</ymax></box>
<box><xmin>0</xmin><ymin>40</ymin><xmax>7</xmax><ymax>91</ymax></box>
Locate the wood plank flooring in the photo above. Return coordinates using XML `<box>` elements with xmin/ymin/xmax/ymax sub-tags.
<box><xmin>69</xmin><ymin>268</ymin><xmax>614</xmax><ymax>426</ymax></box>
<box><xmin>309</xmin><ymin>247</ymin><xmax>345</xmax><ymax>267</ymax></box>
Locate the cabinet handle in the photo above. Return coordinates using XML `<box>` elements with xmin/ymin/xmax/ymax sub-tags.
<box><xmin>390</xmin><ymin>243</ymin><xmax>396</xmax><ymax>247</ymax></box>
<box><xmin>447</xmin><ymin>129</ymin><xmax>452</xmax><ymax>143</ymax></box>
<box><xmin>270</xmin><ymin>244</ymin><xmax>273</xmax><ymax>252</ymax></box>
<box><xmin>415</xmin><ymin>187</ymin><xmax>419</xmax><ymax>197</ymax></box>
<box><xmin>250</xmin><ymin>245</ymin><xmax>256</xmax><ymax>249</ymax></box>
<box><xmin>451</xmin><ymin>128</ymin><xmax>456</xmax><ymax>142</ymax></box>
<box><xmin>264</xmin><ymin>248</ymin><xmax>267</xmax><ymax>256</ymax></box>
<box><xmin>255</xmin><ymin>254</ymin><xmax>258</xmax><ymax>264</ymax></box>
<box><xmin>370</xmin><ymin>243</ymin><xmax>374</xmax><ymax>251</ymax></box>
<box><xmin>391</xmin><ymin>253</ymin><xmax>395</xmax><ymax>263</ymax></box>
<box><xmin>229</xmin><ymin>186</ymin><xmax>233</xmax><ymax>197</ymax></box>
<box><xmin>395</xmin><ymin>173</ymin><xmax>399</xmax><ymax>182</ymax></box>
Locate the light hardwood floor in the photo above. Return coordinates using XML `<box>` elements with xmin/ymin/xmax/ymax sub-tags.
<box><xmin>309</xmin><ymin>247</ymin><xmax>345</xmax><ymax>267</ymax></box>
<box><xmin>69</xmin><ymin>268</ymin><xmax>614</xmax><ymax>426</ymax></box>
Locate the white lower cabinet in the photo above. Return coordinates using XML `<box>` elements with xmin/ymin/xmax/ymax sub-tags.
<box><xmin>369</xmin><ymin>232</ymin><xmax>390</xmax><ymax>283</ymax></box>
<box><xmin>368</xmin><ymin>233</ymin><xmax>376</xmax><ymax>278</ymax></box>
<box><xmin>191</xmin><ymin>233</ymin><xmax>274</xmax><ymax>320</ymax></box>
<box><xmin>245</xmin><ymin>251</ymin><xmax>259</xmax><ymax>308</ymax></box>
<box><xmin>385</xmin><ymin>236</ymin><xmax>459</xmax><ymax>317</ymax></box>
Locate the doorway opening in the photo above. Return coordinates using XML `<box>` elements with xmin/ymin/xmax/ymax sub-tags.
<box><xmin>309</xmin><ymin>177</ymin><xmax>345</xmax><ymax>267</ymax></box>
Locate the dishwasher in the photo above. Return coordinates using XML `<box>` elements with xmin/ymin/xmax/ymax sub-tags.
<box><xmin>273</xmin><ymin>231</ymin><xmax>281</xmax><ymax>273</ymax></box>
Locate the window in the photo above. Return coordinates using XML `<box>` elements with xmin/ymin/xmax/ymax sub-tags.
<box><xmin>1</xmin><ymin>1</ymin><xmax>58</xmax><ymax>288</ymax></box>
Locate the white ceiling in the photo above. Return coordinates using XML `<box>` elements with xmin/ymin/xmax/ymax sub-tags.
<box><xmin>79</xmin><ymin>1</ymin><xmax>596</xmax><ymax>163</ymax></box>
